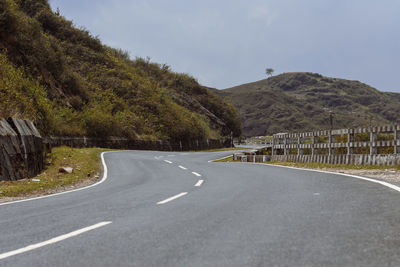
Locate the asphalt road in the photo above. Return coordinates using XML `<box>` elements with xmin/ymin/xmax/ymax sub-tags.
<box><xmin>1</xmin><ymin>150</ymin><xmax>400</xmax><ymax>266</ymax></box>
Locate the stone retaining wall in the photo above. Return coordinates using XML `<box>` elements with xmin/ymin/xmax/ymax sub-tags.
<box><xmin>0</xmin><ymin>118</ymin><xmax>43</xmax><ymax>181</ymax></box>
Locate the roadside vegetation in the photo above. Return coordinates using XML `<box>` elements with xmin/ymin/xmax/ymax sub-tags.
<box><xmin>0</xmin><ymin>0</ymin><xmax>241</xmax><ymax>141</ymax></box>
<box><xmin>0</xmin><ymin>146</ymin><xmax>108</xmax><ymax>198</ymax></box>
<box><xmin>188</xmin><ymin>147</ymin><xmax>250</xmax><ymax>153</ymax></box>
<box><xmin>213</xmin><ymin>156</ymin><xmax>238</xmax><ymax>162</ymax></box>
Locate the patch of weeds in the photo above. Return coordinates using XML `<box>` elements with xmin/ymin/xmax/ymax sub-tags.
<box><xmin>213</xmin><ymin>156</ymin><xmax>239</xmax><ymax>162</ymax></box>
<box><xmin>0</xmin><ymin>146</ymin><xmax>114</xmax><ymax>198</ymax></box>
<box><xmin>187</xmin><ymin>147</ymin><xmax>251</xmax><ymax>153</ymax></box>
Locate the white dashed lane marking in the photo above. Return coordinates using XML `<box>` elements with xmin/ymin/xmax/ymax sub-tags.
<box><xmin>157</xmin><ymin>192</ymin><xmax>188</xmax><ymax>205</ymax></box>
<box><xmin>0</xmin><ymin>221</ymin><xmax>112</xmax><ymax>260</ymax></box>
<box><xmin>195</xmin><ymin>180</ymin><xmax>204</xmax><ymax>187</ymax></box>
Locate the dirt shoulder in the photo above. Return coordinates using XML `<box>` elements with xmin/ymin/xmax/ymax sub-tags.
<box><xmin>0</xmin><ymin>146</ymin><xmax>113</xmax><ymax>204</ymax></box>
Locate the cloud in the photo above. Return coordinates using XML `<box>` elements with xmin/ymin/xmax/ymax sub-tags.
<box><xmin>248</xmin><ymin>5</ymin><xmax>277</xmax><ymax>27</ymax></box>
<box><xmin>50</xmin><ymin>0</ymin><xmax>400</xmax><ymax>92</ymax></box>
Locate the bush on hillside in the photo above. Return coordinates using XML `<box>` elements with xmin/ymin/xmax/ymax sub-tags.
<box><xmin>0</xmin><ymin>0</ymin><xmax>242</xmax><ymax>141</ymax></box>
<box><xmin>0</xmin><ymin>52</ymin><xmax>54</xmax><ymax>132</ymax></box>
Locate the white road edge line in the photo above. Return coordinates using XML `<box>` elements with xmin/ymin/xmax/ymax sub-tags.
<box><xmin>208</xmin><ymin>154</ymin><xmax>400</xmax><ymax>193</ymax></box>
<box><xmin>178</xmin><ymin>165</ymin><xmax>187</xmax><ymax>170</ymax></box>
<box><xmin>157</xmin><ymin>192</ymin><xmax>188</xmax><ymax>205</ymax></box>
<box><xmin>192</xmin><ymin>172</ymin><xmax>202</xmax><ymax>177</ymax></box>
<box><xmin>195</xmin><ymin>180</ymin><xmax>204</xmax><ymax>187</ymax></box>
<box><xmin>255</xmin><ymin>162</ymin><xmax>400</xmax><ymax>193</ymax></box>
<box><xmin>0</xmin><ymin>221</ymin><xmax>112</xmax><ymax>260</ymax></box>
<box><xmin>164</xmin><ymin>160</ymin><xmax>173</xmax><ymax>164</ymax></box>
<box><xmin>0</xmin><ymin>151</ymin><xmax>112</xmax><ymax>207</ymax></box>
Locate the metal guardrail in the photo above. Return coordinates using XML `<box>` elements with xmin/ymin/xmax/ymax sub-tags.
<box><xmin>241</xmin><ymin>125</ymin><xmax>400</xmax><ymax>165</ymax></box>
<box><xmin>245</xmin><ymin>125</ymin><xmax>400</xmax><ymax>156</ymax></box>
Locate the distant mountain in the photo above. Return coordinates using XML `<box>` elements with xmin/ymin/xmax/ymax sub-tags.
<box><xmin>215</xmin><ymin>72</ymin><xmax>400</xmax><ymax>137</ymax></box>
<box><xmin>0</xmin><ymin>0</ymin><xmax>241</xmax><ymax>140</ymax></box>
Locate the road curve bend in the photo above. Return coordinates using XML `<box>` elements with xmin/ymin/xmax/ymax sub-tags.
<box><xmin>1</xmin><ymin>150</ymin><xmax>400</xmax><ymax>266</ymax></box>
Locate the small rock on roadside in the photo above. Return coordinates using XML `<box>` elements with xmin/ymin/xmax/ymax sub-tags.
<box><xmin>59</xmin><ymin>167</ymin><xmax>73</xmax><ymax>174</ymax></box>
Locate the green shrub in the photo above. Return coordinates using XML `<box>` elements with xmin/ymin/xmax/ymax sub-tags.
<box><xmin>0</xmin><ymin>53</ymin><xmax>53</xmax><ymax>126</ymax></box>
<box><xmin>0</xmin><ymin>0</ymin><xmax>242</xmax><ymax>142</ymax></box>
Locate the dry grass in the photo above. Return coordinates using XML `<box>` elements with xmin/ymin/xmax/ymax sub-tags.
<box><xmin>186</xmin><ymin>147</ymin><xmax>250</xmax><ymax>153</ymax></box>
<box><xmin>0</xmin><ymin>146</ymin><xmax>112</xmax><ymax>199</ymax></box>
<box><xmin>213</xmin><ymin>156</ymin><xmax>240</xmax><ymax>162</ymax></box>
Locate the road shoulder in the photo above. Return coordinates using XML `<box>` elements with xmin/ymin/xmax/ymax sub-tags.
<box><xmin>0</xmin><ymin>147</ymin><xmax>111</xmax><ymax>204</ymax></box>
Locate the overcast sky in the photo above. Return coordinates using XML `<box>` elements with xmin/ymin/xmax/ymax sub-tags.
<box><xmin>49</xmin><ymin>0</ymin><xmax>400</xmax><ymax>92</ymax></box>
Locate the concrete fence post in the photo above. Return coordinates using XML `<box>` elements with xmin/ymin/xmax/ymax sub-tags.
<box><xmin>329</xmin><ymin>132</ymin><xmax>334</xmax><ymax>155</ymax></box>
<box><xmin>284</xmin><ymin>135</ymin><xmax>288</xmax><ymax>156</ymax></box>
<box><xmin>297</xmin><ymin>136</ymin><xmax>303</xmax><ymax>155</ymax></box>
<box><xmin>394</xmin><ymin>127</ymin><xmax>400</xmax><ymax>154</ymax></box>
<box><xmin>312</xmin><ymin>134</ymin><xmax>318</xmax><ymax>155</ymax></box>
<box><xmin>370</xmin><ymin>131</ymin><xmax>377</xmax><ymax>155</ymax></box>
<box><xmin>347</xmin><ymin>132</ymin><xmax>354</xmax><ymax>155</ymax></box>
<box><xmin>271</xmin><ymin>137</ymin><xmax>275</xmax><ymax>156</ymax></box>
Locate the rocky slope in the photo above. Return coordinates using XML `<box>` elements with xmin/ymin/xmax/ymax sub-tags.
<box><xmin>215</xmin><ymin>72</ymin><xmax>400</xmax><ymax>136</ymax></box>
<box><xmin>0</xmin><ymin>0</ymin><xmax>241</xmax><ymax>141</ymax></box>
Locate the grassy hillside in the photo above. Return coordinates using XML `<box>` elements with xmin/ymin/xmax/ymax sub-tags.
<box><xmin>0</xmin><ymin>0</ymin><xmax>241</xmax><ymax>141</ymax></box>
<box><xmin>216</xmin><ymin>72</ymin><xmax>400</xmax><ymax>136</ymax></box>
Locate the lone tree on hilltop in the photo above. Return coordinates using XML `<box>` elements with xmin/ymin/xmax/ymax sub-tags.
<box><xmin>265</xmin><ymin>68</ymin><xmax>274</xmax><ymax>77</ymax></box>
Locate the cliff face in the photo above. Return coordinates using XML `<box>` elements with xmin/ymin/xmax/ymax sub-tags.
<box><xmin>216</xmin><ymin>72</ymin><xmax>400</xmax><ymax>136</ymax></box>
<box><xmin>0</xmin><ymin>118</ymin><xmax>43</xmax><ymax>181</ymax></box>
<box><xmin>0</xmin><ymin>0</ymin><xmax>241</xmax><ymax>140</ymax></box>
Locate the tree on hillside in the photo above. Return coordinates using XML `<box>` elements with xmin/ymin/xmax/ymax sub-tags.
<box><xmin>265</xmin><ymin>68</ymin><xmax>274</xmax><ymax>77</ymax></box>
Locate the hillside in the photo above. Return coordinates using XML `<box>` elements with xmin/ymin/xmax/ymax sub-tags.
<box><xmin>215</xmin><ymin>72</ymin><xmax>400</xmax><ymax>136</ymax></box>
<box><xmin>0</xmin><ymin>0</ymin><xmax>241</xmax><ymax>141</ymax></box>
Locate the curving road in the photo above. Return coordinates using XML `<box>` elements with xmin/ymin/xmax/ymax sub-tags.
<box><xmin>1</xmin><ymin>150</ymin><xmax>400</xmax><ymax>266</ymax></box>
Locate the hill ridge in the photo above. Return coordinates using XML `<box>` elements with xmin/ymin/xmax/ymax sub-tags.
<box><xmin>0</xmin><ymin>0</ymin><xmax>241</xmax><ymax>140</ymax></box>
<box><xmin>215</xmin><ymin>72</ymin><xmax>400</xmax><ymax>136</ymax></box>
